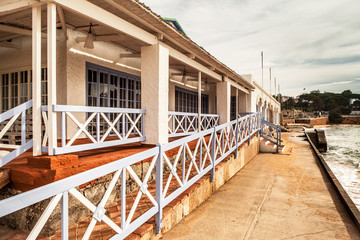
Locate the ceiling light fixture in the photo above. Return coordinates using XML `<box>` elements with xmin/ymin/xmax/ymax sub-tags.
<box><xmin>205</xmin><ymin>78</ymin><xmax>210</xmax><ymax>91</ymax></box>
<box><xmin>84</xmin><ymin>23</ymin><xmax>95</xmax><ymax>49</ymax></box>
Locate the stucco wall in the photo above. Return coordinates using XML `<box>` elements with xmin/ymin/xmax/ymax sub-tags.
<box><xmin>168</xmin><ymin>80</ymin><xmax>215</xmax><ymax>114</ymax></box>
<box><xmin>141</xmin><ymin>44</ymin><xmax>169</xmax><ymax>144</ymax></box>
<box><xmin>0</xmin><ymin>31</ymin><xmax>67</xmax><ymax>137</ymax></box>
<box><xmin>0</xmin><ymin>32</ymin><xmax>67</xmax><ymax>107</ymax></box>
<box><xmin>216</xmin><ymin>81</ymin><xmax>230</xmax><ymax>124</ymax></box>
<box><xmin>65</xmin><ymin>29</ymin><xmax>142</xmax><ymax>138</ymax></box>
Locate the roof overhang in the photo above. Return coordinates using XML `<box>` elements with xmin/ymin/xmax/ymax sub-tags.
<box><xmin>0</xmin><ymin>0</ymin><xmax>256</xmax><ymax>90</ymax></box>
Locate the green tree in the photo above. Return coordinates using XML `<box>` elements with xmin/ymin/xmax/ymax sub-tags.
<box><xmin>329</xmin><ymin>109</ymin><xmax>342</xmax><ymax>123</ymax></box>
<box><xmin>312</xmin><ymin>96</ymin><xmax>325</xmax><ymax>111</ymax></box>
<box><xmin>283</xmin><ymin>97</ymin><xmax>295</xmax><ymax>109</ymax></box>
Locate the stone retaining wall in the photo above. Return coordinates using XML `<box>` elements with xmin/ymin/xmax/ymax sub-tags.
<box><xmin>295</xmin><ymin>117</ymin><xmax>328</xmax><ymax>125</ymax></box>
<box><xmin>153</xmin><ymin>134</ymin><xmax>260</xmax><ymax>239</ymax></box>
<box><xmin>342</xmin><ymin>115</ymin><xmax>360</xmax><ymax>125</ymax></box>
<box><xmin>283</xmin><ymin>119</ymin><xmax>295</xmax><ymax>124</ymax></box>
<box><xmin>0</xmin><ymin>134</ymin><xmax>260</xmax><ymax>238</ymax></box>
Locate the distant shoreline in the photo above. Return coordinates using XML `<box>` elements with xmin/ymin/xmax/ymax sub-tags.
<box><xmin>313</xmin><ymin>124</ymin><xmax>360</xmax><ymax>128</ymax></box>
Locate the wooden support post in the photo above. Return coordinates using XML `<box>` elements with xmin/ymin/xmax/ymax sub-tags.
<box><xmin>198</xmin><ymin>71</ymin><xmax>201</xmax><ymax>132</ymax></box>
<box><xmin>47</xmin><ymin>3</ymin><xmax>57</xmax><ymax>155</ymax></box>
<box><xmin>32</xmin><ymin>6</ymin><xmax>42</xmax><ymax>156</ymax></box>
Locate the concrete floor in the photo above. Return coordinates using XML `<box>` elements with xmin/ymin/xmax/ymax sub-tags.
<box><xmin>161</xmin><ymin>131</ymin><xmax>360</xmax><ymax>240</ymax></box>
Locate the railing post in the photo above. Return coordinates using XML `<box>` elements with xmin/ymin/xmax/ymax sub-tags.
<box><xmin>21</xmin><ymin>110</ymin><xmax>26</xmax><ymax>145</ymax></box>
<box><xmin>61</xmin><ymin>111</ymin><xmax>66</xmax><ymax>147</ymax></box>
<box><xmin>61</xmin><ymin>191</ymin><xmax>68</xmax><ymax>240</ymax></box>
<box><xmin>182</xmin><ymin>143</ymin><xmax>185</xmax><ymax>184</ymax></box>
<box><xmin>121</xmin><ymin>167</ymin><xmax>126</xmax><ymax>231</ymax></box>
<box><xmin>122</xmin><ymin>114</ymin><xmax>125</xmax><ymax>138</ymax></box>
<box><xmin>235</xmin><ymin>118</ymin><xmax>239</xmax><ymax>158</ymax></box>
<box><xmin>256</xmin><ymin>113</ymin><xmax>261</xmax><ymax>136</ymax></box>
<box><xmin>199</xmin><ymin>136</ymin><xmax>202</xmax><ymax>171</ymax></box>
<box><xmin>155</xmin><ymin>144</ymin><xmax>163</xmax><ymax>234</ymax></box>
<box><xmin>96</xmin><ymin>113</ymin><xmax>100</xmax><ymax>141</ymax></box>
<box><xmin>279</xmin><ymin>127</ymin><xmax>282</xmax><ymax>151</ymax></box>
<box><xmin>172</xmin><ymin>115</ymin><xmax>175</xmax><ymax>134</ymax></box>
<box><xmin>248</xmin><ymin>117</ymin><xmax>251</xmax><ymax>146</ymax></box>
<box><xmin>210</xmin><ymin>126</ymin><xmax>216</xmax><ymax>182</ymax></box>
<box><xmin>276</xmin><ymin>129</ymin><xmax>279</xmax><ymax>153</ymax></box>
<box><xmin>142</xmin><ymin>113</ymin><xmax>145</xmax><ymax>136</ymax></box>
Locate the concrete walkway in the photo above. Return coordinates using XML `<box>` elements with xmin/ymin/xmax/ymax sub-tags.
<box><xmin>161</xmin><ymin>131</ymin><xmax>360</xmax><ymax>240</ymax></box>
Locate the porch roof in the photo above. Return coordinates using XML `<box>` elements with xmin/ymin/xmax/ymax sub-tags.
<box><xmin>0</xmin><ymin>0</ymin><xmax>254</xmax><ymax>91</ymax></box>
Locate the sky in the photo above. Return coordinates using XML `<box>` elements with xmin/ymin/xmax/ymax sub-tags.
<box><xmin>140</xmin><ymin>0</ymin><xmax>360</xmax><ymax>97</ymax></box>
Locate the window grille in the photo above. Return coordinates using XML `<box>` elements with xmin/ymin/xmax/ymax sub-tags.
<box><xmin>86</xmin><ymin>63</ymin><xmax>141</xmax><ymax>136</ymax></box>
<box><xmin>0</xmin><ymin>68</ymin><xmax>47</xmax><ymax>113</ymax></box>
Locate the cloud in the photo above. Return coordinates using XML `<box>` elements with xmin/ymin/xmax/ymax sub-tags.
<box><xmin>141</xmin><ymin>0</ymin><xmax>360</xmax><ymax>96</ymax></box>
<box><xmin>319</xmin><ymin>81</ymin><xmax>354</xmax><ymax>86</ymax></box>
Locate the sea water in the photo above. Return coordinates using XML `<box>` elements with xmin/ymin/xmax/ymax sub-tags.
<box><xmin>322</xmin><ymin>126</ymin><xmax>360</xmax><ymax>209</ymax></box>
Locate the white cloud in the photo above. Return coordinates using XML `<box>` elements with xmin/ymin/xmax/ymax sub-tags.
<box><xmin>141</xmin><ymin>0</ymin><xmax>360</xmax><ymax>96</ymax></box>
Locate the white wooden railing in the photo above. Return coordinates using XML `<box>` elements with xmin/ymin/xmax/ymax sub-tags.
<box><xmin>0</xmin><ymin>100</ymin><xmax>33</xmax><ymax>167</ymax></box>
<box><xmin>168</xmin><ymin>111</ymin><xmax>219</xmax><ymax>137</ymax></box>
<box><xmin>41</xmin><ymin>105</ymin><xmax>146</xmax><ymax>155</ymax></box>
<box><xmin>0</xmin><ymin>112</ymin><xmax>261</xmax><ymax>240</ymax></box>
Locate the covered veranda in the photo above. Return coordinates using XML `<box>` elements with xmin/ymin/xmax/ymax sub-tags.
<box><xmin>0</xmin><ymin>0</ymin><xmax>254</xmax><ymax>169</ymax></box>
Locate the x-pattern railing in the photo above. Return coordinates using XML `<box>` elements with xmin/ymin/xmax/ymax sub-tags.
<box><xmin>200</xmin><ymin>114</ymin><xmax>219</xmax><ymax>131</ymax></box>
<box><xmin>168</xmin><ymin>111</ymin><xmax>219</xmax><ymax>137</ymax></box>
<box><xmin>0</xmin><ymin>112</ymin><xmax>261</xmax><ymax>240</ymax></box>
<box><xmin>0</xmin><ymin>100</ymin><xmax>33</xmax><ymax>167</ymax></box>
<box><xmin>41</xmin><ymin>105</ymin><xmax>146</xmax><ymax>155</ymax></box>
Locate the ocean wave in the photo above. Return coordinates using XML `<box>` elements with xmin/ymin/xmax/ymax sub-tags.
<box><xmin>322</xmin><ymin>126</ymin><xmax>360</xmax><ymax>208</ymax></box>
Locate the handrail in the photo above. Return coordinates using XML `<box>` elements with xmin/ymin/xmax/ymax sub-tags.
<box><xmin>0</xmin><ymin>100</ymin><xmax>33</xmax><ymax>167</ymax></box>
<box><xmin>260</xmin><ymin>119</ymin><xmax>282</xmax><ymax>152</ymax></box>
<box><xmin>54</xmin><ymin>104</ymin><xmax>146</xmax><ymax>114</ymax></box>
<box><xmin>168</xmin><ymin>111</ymin><xmax>219</xmax><ymax>117</ymax></box>
<box><xmin>0</xmin><ymin>112</ymin><xmax>261</xmax><ymax>240</ymax></box>
<box><xmin>41</xmin><ymin>104</ymin><xmax>146</xmax><ymax>155</ymax></box>
<box><xmin>0</xmin><ymin>100</ymin><xmax>33</xmax><ymax>122</ymax></box>
<box><xmin>168</xmin><ymin>111</ymin><xmax>220</xmax><ymax>137</ymax></box>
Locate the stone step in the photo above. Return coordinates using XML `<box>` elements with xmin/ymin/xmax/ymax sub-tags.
<box><xmin>260</xmin><ymin>137</ymin><xmax>285</xmax><ymax>153</ymax></box>
<box><xmin>0</xmin><ymin>169</ymin><xmax>10</xmax><ymax>190</ymax></box>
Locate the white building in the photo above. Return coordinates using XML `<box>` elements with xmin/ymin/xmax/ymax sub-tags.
<box><xmin>0</xmin><ymin>1</ymin><xmax>282</xmax><ymax>239</ymax></box>
<box><xmin>0</xmin><ymin>0</ymin><xmax>280</xmax><ymax>161</ymax></box>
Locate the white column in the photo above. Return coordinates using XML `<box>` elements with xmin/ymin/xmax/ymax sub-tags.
<box><xmin>216</xmin><ymin>80</ymin><xmax>230</xmax><ymax>124</ymax></box>
<box><xmin>32</xmin><ymin>6</ymin><xmax>42</xmax><ymax>156</ymax></box>
<box><xmin>141</xmin><ymin>43</ymin><xmax>169</xmax><ymax>144</ymax></box>
<box><xmin>197</xmin><ymin>71</ymin><xmax>201</xmax><ymax>131</ymax></box>
<box><xmin>239</xmin><ymin>91</ymin><xmax>247</xmax><ymax>113</ymax></box>
<box><xmin>274</xmin><ymin>110</ymin><xmax>277</xmax><ymax>124</ymax></box>
<box><xmin>47</xmin><ymin>3</ymin><xmax>57</xmax><ymax>155</ymax></box>
<box><xmin>262</xmin><ymin>105</ymin><xmax>265</xmax><ymax>119</ymax></box>
<box><xmin>168</xmin><ymin>83</ymin><xmax>175</xmax><ymax>111</ymax></box>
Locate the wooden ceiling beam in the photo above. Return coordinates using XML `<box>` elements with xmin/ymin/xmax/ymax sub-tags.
<box><xmin>0</xmin><ymin>42</ymin><xmax>20</xmax><ymax>49</ymax></box>
<box><xmin>0</xmin><ymin>24</ymin><xmax>47</xmax><ymax>38</ymax></box>
<box><xmin>0</xmin><ymin>0</ymin><xmax>43</xmax><ymax>17</ymax></box>
<box><xmin>56</xmin><ymin>6</ymin><xmax>68</xmax><ymax>40</ymax></box>
<box><xmin>76</xmin><ymin>34</ymin><xmax>123</xmax><ymax>42</ymax></box>
<box><xmin>53</xmin><ymin>0</ymin><xmax>157</xmax><ymax>45</ymax></box>
<box><xmin>120</xmin><ymin>53</ymin><xmax>140</xmax><ymax>58</ymax></box>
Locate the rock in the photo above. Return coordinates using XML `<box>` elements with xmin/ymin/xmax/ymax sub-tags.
<box><xmin>315</xmin><ymin>129</ymin><xmax>327</xmax><ymax>152</ymax></box>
